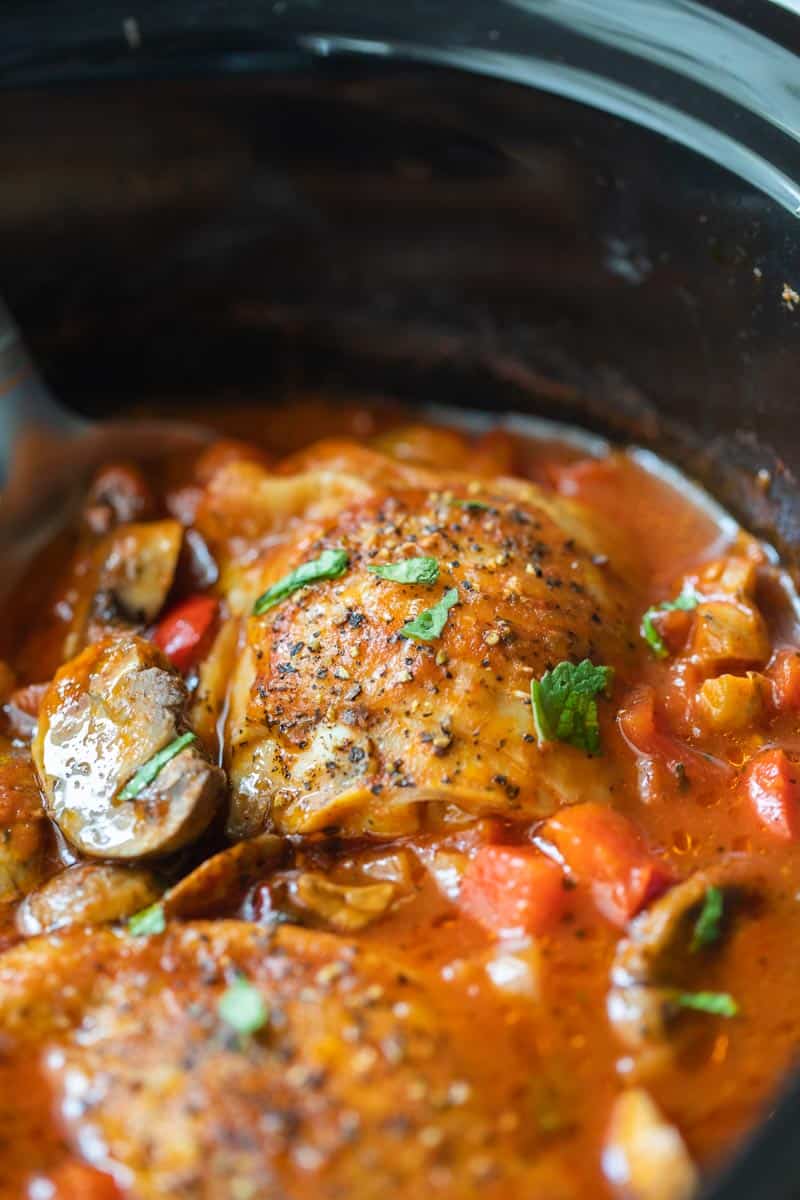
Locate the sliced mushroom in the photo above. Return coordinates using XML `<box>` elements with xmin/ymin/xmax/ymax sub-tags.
<box><xmin>0</xmin><ymin>750</ymin><xmax>48</xmax><ymax>902</ymax></box>
<box><xmin>608</xmin><ymin>859</ymin><xmax>759</xmax><ymax>1050</ymax></box>
<box><xmin>291</xmin><ymin>872</ymin><xmax>397</xmax><ymax>932</ymax></box>
<box><xmin>63</xmin><ymin>519</ymin><xmax>184</xmax><ymax>660</ymax></box>
<box><xmin>17</xmin><ymin>863</ymin><xmax>161</xmax><ymax>936</ymax></box>
<box><xmin>93</xmin><ymin>518</ymin><xmax>183</xmax><ymax>624</ymax></box>
<box><xmin>32</xmin><ymin>634</ymin><xmax>225</xmax><ymax>860</ymax></box>
<box><xmin>163</xmin><ymin>833</ymin><xmax>284</xmax><ymax>920</ymax></box>
<box><xmin>603</xmin><ymin>1089</ymin><xmax>698</xmax><ymax>1200</ymax></box>
<box><xmin>83</xmin><ymin>462</ymin><xmax>156</xmax><ymax>535</ymax></box>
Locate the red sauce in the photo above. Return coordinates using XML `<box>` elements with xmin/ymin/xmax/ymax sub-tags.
<box><xmin>0</xmin><ymin>400</ymin><xmax>798</xmax><ymax>1200</ymax></box>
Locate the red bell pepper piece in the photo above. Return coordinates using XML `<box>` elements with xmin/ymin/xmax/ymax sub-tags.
<box><xmin>744</xmin><ymin>747</ymin><xmax>800</xmax><ymax>840</ymax></box>
<box><xmin>152</xmin><ymin>594</ymin><xmax>218</xmax><ymax>673</ymax></box>
<box><xmin>458</xmin><ymin>845</ymin><xmax>567</xmax><ymax>937</ymax></box>
<box><xmin>767</xmin><ymin>650</ymin><xmax>800</xmax><ymax>714</ymax></box>
<box><xmin>544</xmin><ymin>802</ymin><xmax>673</xmax><ymax>927</ymax></box>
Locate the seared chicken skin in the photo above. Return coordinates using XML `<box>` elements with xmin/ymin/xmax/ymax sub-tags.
<box><xmin>0</xmin><ymin>921</ymin><xmax>574</xmax><ymax>1199</ymax></box>
<box><xmin>216</xmin><ymin>461</ymin><xmax>636</xmax><ymax>838</ymax></box>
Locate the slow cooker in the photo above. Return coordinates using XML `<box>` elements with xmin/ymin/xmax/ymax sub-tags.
<box><xmin>2</xmin><ymin>3</ymin><xmax>800</xmax><ymax>1196</ymax></box>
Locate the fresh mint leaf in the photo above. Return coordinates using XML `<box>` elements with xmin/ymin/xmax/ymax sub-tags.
<box><xmin>531</xmin><ymin>659</ymin><xmax>614</xmax><ymax>754</ymax></box>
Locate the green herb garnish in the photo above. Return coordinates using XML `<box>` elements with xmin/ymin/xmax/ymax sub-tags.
<box><xmin>676</xmin><ymin>990</ymin><xmax>738</xmax><ymax>1017</ymax></box>
<box><xmin>690</xmin><ymin>886</ymin><xmax>724</xmax><ymax>953</ymax></box>
<box><xmin>253</xmin><ymin>548</ymin><xmax>349</xmax><ymax>615</ymax></box>
<box><xmin>531</xmin><ymin>659</ymin><xmax>614</xmax><ymax>755</ymax></box>
<box><xmin>641</xmin><ymin>591</ymin><xmax>699</xmax><ymax>658</ymax></box>
<box><xmin>368</xmin><ymin>556</ymin><xmax>439</xmax><ymax>585</ymax></box>
<box><xmin>128</xmin><ymin>902</ymin><xmax>166</xmax><ymax>937</ymax></box>
<box><xmin>119</xmin><ymin>732</ymin><xmax>196</xmax><ymax>801</ymax></box>
<box><xmin>400</xmin><ymin>587</ymin><xmax>459</xmax><ymax>642</ymax></box>
<box><xmin>218</xmin><ymin>976</ymin><xmax>269</xmax><ymax>1037</ymax></box>
<box><xmin>452</xmin><ymin>499</ymin><xmax>491</xmax><ymax>512</ymax></box>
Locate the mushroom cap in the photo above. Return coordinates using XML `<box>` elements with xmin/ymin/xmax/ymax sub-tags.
<box><xmin>32</xmin><ymin>634</ymin><xmax>225</xmax><ymax>859</ymax></box>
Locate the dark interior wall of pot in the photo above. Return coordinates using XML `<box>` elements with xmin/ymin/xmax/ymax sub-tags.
<box><xmin>2</xmin><ymin>61</ymin><xmax>800</xmax><ymax>558</ymax></box>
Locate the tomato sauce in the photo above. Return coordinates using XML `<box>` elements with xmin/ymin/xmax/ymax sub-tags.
<box><xmin>0</xmin><ymin>398</ymin><xmax>798</xmax><ymax>1200</ymax></box>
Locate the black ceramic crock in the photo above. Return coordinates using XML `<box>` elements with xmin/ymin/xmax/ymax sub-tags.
<box><xmin>2</xmin><ymin>2</ymin><xmax>800</xmax><ymax>1196</ymax></box>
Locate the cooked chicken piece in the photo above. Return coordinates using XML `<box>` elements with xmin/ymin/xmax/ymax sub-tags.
<box><xmin>608</xmin><ymin>859</ymin><xmax>760</xmax><ymax>1050</ymax></box>
<box><xmin>17</xmin><ymin>862</ymin><xmax>161</xmax><ymax>935</ymax></box>
<box><xmin>32</xmin><ymin>634</ymin><xmax>225</xmax><ymax>859</ymax></box>
<box><xmin>604</xmin><ymin>1089</ymin><xmax>697</xmax><ymax>1200</ymax></box>
<box><xmin>224</xmin><ymin>475</ymin><xmax>635</xmax><ymax>838</ymax></box>
<box><xmin>372</xmin><ymin>424</ymin><xmax>486</xmax><ymax>471</ymax></box>
<box><xmin>371</xmin><ymin>424</ymin><xmax>517</xmax><ymax>476</ymax></box>
<box><xmin>0</xmin><ymin>748</ymin><xmax>49</xmax><ymax>902</ymax></box>
<box><xmin>0</xmin><ymin>922</ymin><xmax>575</xmax><ymax>1199</ymax></box>
<box><xmin>188</xmin><ymin>616</ymin><xmax>240</xmax><ymax>756</ymax></box>
<box><xmin>194</xmin><ymin>458</ymin><xmax>373</xmax><ymax>607</ymax></box>
<box><xmin>193</xmin><ymin>437</ymin><xmax>273</xmax><ymax>485</ymax></box>
<box><xmin>273</xmin><ymin>439</ymin><xmax>439</xmax><ymax>490</ymax></box>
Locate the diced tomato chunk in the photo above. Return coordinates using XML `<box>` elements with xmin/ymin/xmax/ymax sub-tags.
<box><xmin>458</xmin><ymin>846</ymin><xmax>567</xmax><ymax>937</ymax></box>
<box><xmin>544</xmin><ymin>803</ymin><xmax>673</xmax><ymax>927</ymax></box>
<box><xmin>152</xmin><ymin>595</ymin><xmax>218</xmax><ymax>673</ymax></box>
<box><xmin>744</xmin><ymin>748</ymin><xmax>800</xmax><ymax>840</ymax></box>
<box><xmin>618</xmin><ymin>688</ymin><xmax>662</xmax><ymax>757</ymax></box>
<box><xmin>44</xmin><ymin>1160</ymin><xmax>124</xmax><ymax>1200</ymax></box>
<box><xmin>650</xmin><ymin>606</ymin><xmax>694</xmax><ymax>657</ymax></box>
<box><xmin>767</xmin><ymin>649</ymin><xmax>800</xmax><ymax>713</ymax></box>
<box><xmin>618</xmin><ymin>687</ymin><xmax>731</xmax><ymax>802</ymax></box>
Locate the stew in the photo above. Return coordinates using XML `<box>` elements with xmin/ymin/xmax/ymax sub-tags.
<box><xmin>1</xmin><ymin>401</ymin><xmax>799</xmax><ymax>1200</ymax></box>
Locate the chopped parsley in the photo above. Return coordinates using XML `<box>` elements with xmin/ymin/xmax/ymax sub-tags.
<box><xmin>218</xmin><ymin>975</ymin><xmax>269</xmax><ymax>1037</ymax></box>
<box><xmin>253</xmin><ymin>548</ymin><xmax>349</xmax><ymax>615</ymax></box>
<box><xmin>676</xmin><ymin>990</ymin><xmax>738</xmax><ymax>1017</ymax></box>
<box><xmin>690</xmin><ymin>886</ymin><xmax>724</xmax><ymax>953</ymax></box>
<box><xmin>368</xmin><ymin>556</ymin><xmax>439</xmax><ymax>585</ymax></box>
<box><xmin>641</xmin><ymin>590</ymin><xmax>699</xmax><ymax>658</ymax></box>
<box><xmin>119</xmin><ymin>732</ymin><xmax>196</xmax><ymax>801</ymax></box>
<box><xmin>128</xmin><ymin>902</ymin><xmax>166</xmax><ymax>937</ymax></box>
<box><xmin>401</xmin><ymin>587</ymin><xmax>459</xmax><ymax>642</ymax></box>
<box><xmin>531</xmin><ymin>659</ymin><xmax>614</xmax><ymax>755</ymax></box>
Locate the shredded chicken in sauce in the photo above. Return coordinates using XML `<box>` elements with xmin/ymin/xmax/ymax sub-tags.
<box><xmin>1</xmin><ymin>405</ymin><xmax>799</xmax><ymax>1200</ymax></box>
